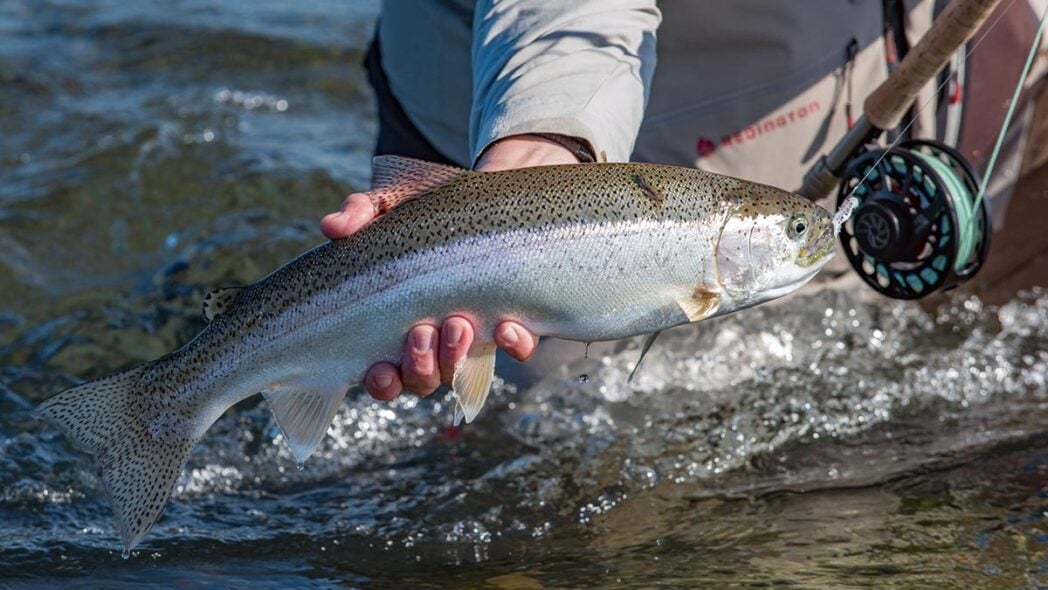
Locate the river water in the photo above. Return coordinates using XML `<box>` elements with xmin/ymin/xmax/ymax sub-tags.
<box><xmin>1</xmin><ymin>1</ymin><xmax>1046</xmax><ymax>588</ymax></box>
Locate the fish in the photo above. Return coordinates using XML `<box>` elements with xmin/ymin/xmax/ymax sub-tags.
<box><xmin>35</xmin><ymin>156</ymin><xmax>837</xmax><ymax>554</ymax></box>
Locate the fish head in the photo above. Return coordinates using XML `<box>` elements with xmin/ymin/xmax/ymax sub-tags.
<box><xmin>715</xmin><ymin>188</ymin><xmax>836</xmax><ymax>307</ymax></box>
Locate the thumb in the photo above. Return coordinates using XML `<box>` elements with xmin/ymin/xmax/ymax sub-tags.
<box><xmin>320</xmin><ymin>193</ymin><xmax>377</xmax><ymax>240</ymax></box>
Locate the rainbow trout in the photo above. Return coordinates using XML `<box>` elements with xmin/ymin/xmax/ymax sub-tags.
<box><xmin>36</xmin><ymin>157</ymin><xmax>836</xmax><ymax>553</ymax></box>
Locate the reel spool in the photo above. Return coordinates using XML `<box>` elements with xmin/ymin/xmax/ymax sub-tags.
<box><xmin>836</xmin><ymin>139</ymin><xmax>991</xmax><ymax>299</ymax></box>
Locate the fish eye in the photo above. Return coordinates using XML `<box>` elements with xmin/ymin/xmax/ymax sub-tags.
<box><xmin>788</xmin><ymin>216</ymin><xmax>808</xmax><ymax>239</ymax></box>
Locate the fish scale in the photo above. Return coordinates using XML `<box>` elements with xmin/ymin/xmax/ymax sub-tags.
<box><xmin>36</xmin><ymin>156</ymin><xmax>836</xmax><ymax>554</ymax></box>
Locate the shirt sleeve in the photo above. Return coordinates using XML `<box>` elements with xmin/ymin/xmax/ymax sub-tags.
<box><xmin>470</xmin><ymin>0</ymin><xmax>661</xmax><ymax>165</ymax></box>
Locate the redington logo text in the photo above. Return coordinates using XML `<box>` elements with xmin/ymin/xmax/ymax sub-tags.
<box><xmin>696</xmin><ymin>100</ymin><xmax>822</xmax><ymax>158</ymax></box>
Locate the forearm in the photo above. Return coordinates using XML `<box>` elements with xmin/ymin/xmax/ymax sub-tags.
<box><xmin>475</xmin><ymin>134</ymin><xmax>585</xmax><ymax>171</ymax></box>
<box><xmin>470</xmin><ymin>0</ymin><xmax>661</xmax><ymax>165</ymax></box>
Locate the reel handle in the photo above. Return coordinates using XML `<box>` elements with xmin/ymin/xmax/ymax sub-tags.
<box><xmin>865</xmin><ymin>0</ymin><xmax>1001</xmax><ymax>130</ymax></box>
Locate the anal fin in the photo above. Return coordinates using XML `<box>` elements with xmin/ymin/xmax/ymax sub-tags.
<box><xmin>263</xmin><ymin>386</ymin><xmax>346</xmax><ymax>463</ymax></box>
<box><xmin>452</xmin><ymin>342</ymin><xmax>498</xmax><ymax>426</ymax></box>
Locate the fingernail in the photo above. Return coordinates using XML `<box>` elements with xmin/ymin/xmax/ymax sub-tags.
<box><xmin>373</xmin><ymin>373</ymin><xmax>393</xmax><ymax>389</ymax></box>
<box><xmin>444</xmin><ymin>322</ymin><xmax>464</xmax><ymax>347</ymax></box>
<box><xmin>500</xmin><ymin>325</ymin><xmax>519</xmax><ymax>346</ymax></box>
<box><xmin>412</xmin><ymin>328</ymin><xmax>434</xmax><ymax>353</ymax></box>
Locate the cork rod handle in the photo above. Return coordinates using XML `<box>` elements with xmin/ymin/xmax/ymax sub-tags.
<box><xmin>864</xmin><ymin>0</ymin><xmax>1001</xmax><ymax>130</ymax></box>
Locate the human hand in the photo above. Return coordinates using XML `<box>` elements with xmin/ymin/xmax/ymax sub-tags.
<box><xmin>321</xmin><ymin>134</ymin><xmax>578</xmax><ymax>400</ymax></box>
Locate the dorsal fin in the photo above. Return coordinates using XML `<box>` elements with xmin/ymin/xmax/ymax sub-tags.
<box><xmin>369</xmin><ymin>156</ymin><xmax>471</xmax><ymax>213</ymax></box>
<box><xmin>202</xmin><ymin>287</ymin><xmax>243</xmax><ymax>322</ymax></box>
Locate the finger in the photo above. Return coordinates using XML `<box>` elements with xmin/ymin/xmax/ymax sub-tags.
<box><xmin>438</xmin><ymin>316</ymin><xmax>474</xmax><ymax>384</ymax></box>
<box><xmin>401</xmin><ymin>324</ymin><xmax>441</xmax><ymax>396</ymax></box>
<box><xmin>320</xmin><ymin>193</ymin><xmax>377</xmax><ymax>240</ymax></box>
<box><xmin>365</xmin><ymin>362</ymin><xmax>402</xmax><ymax>401</ymax></box>
<box><xmin>494</xmin><ymin>321</ymin><xmax>537</xmax><ymax>362</ymax></box>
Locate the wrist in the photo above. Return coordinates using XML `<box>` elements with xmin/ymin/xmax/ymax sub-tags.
<box><xmin>475</xmin><ymin>134</ymin><xmax>592</xmax><ymax>172</ymax></box>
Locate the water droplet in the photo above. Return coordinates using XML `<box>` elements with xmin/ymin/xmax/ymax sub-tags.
<box><xmin>578</xmin><ymin>373</ymin><xmax>590</xmax><ymax>384</ymax></box>
<box><xmin>296</xmin><ymin>463</ymin><xmax>304</xmax><ymax>472</ymax></box>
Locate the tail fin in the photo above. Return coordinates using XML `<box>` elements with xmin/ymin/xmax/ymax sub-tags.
<box><xmin>35</xmin><ymin>366</ymin><xmax>195</xmax><ymax>556</ymax></box>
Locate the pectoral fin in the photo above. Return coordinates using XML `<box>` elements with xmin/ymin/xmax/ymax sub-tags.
<box><xmin>263</xmin><ymin>386</ymin><xmax>346</xmax><ymax>463</ymax></box>
<box><xmin>451</xmin><ymin>342</ymin><xmax>498</xmax><ymax>426</ymax></box>
<box><xmin>676</xmin><ymin>288</ymin><xmax>721</xmax><ymax>322</ymax></box>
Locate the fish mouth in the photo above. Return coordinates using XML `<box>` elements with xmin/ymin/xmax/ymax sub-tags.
<box><xmin>798</xmin><ymin>226</ymin><xmax>836</xmax><ymax>268</ymax></box>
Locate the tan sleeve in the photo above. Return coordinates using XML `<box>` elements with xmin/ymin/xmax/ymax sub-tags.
<box><xmin>470</xmin><ymin>0</ymin><xmax>661</xmax><ymax>165</ymax></box>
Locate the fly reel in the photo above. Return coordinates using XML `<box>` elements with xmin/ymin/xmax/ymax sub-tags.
<box><xmin>836</xmin><ymin>139</ymin><xmax>991</xmax><ymax>299</ymax></box>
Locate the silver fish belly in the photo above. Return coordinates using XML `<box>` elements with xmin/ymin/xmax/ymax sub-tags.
<box><xmin>197</xmin><ymin>218</ymin><xmax>717</xmax><ymax>422</ymax></box>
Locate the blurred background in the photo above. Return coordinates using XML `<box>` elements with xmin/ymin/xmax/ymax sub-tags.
<box><xmin>0</xmin><ymin>1</ymin><xmax>1045</xmax><ymax>587</ymax></box>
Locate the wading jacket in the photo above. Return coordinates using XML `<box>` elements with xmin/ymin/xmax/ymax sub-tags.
<box><xmin>378</xmin><ymin>0</ymin><xmax>1041</xmax><ymax>198</ymax></box>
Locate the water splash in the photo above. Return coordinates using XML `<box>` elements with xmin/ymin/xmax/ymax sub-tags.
<box><xmin>2</xmin><ymin>0</ymin><xmax>1045</xmax><ymax>583</ymax></box>
<box><xmin>4</xmin><ymin>281</ymin><xmax>1045</xmax><ymax>583</ymax></box>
